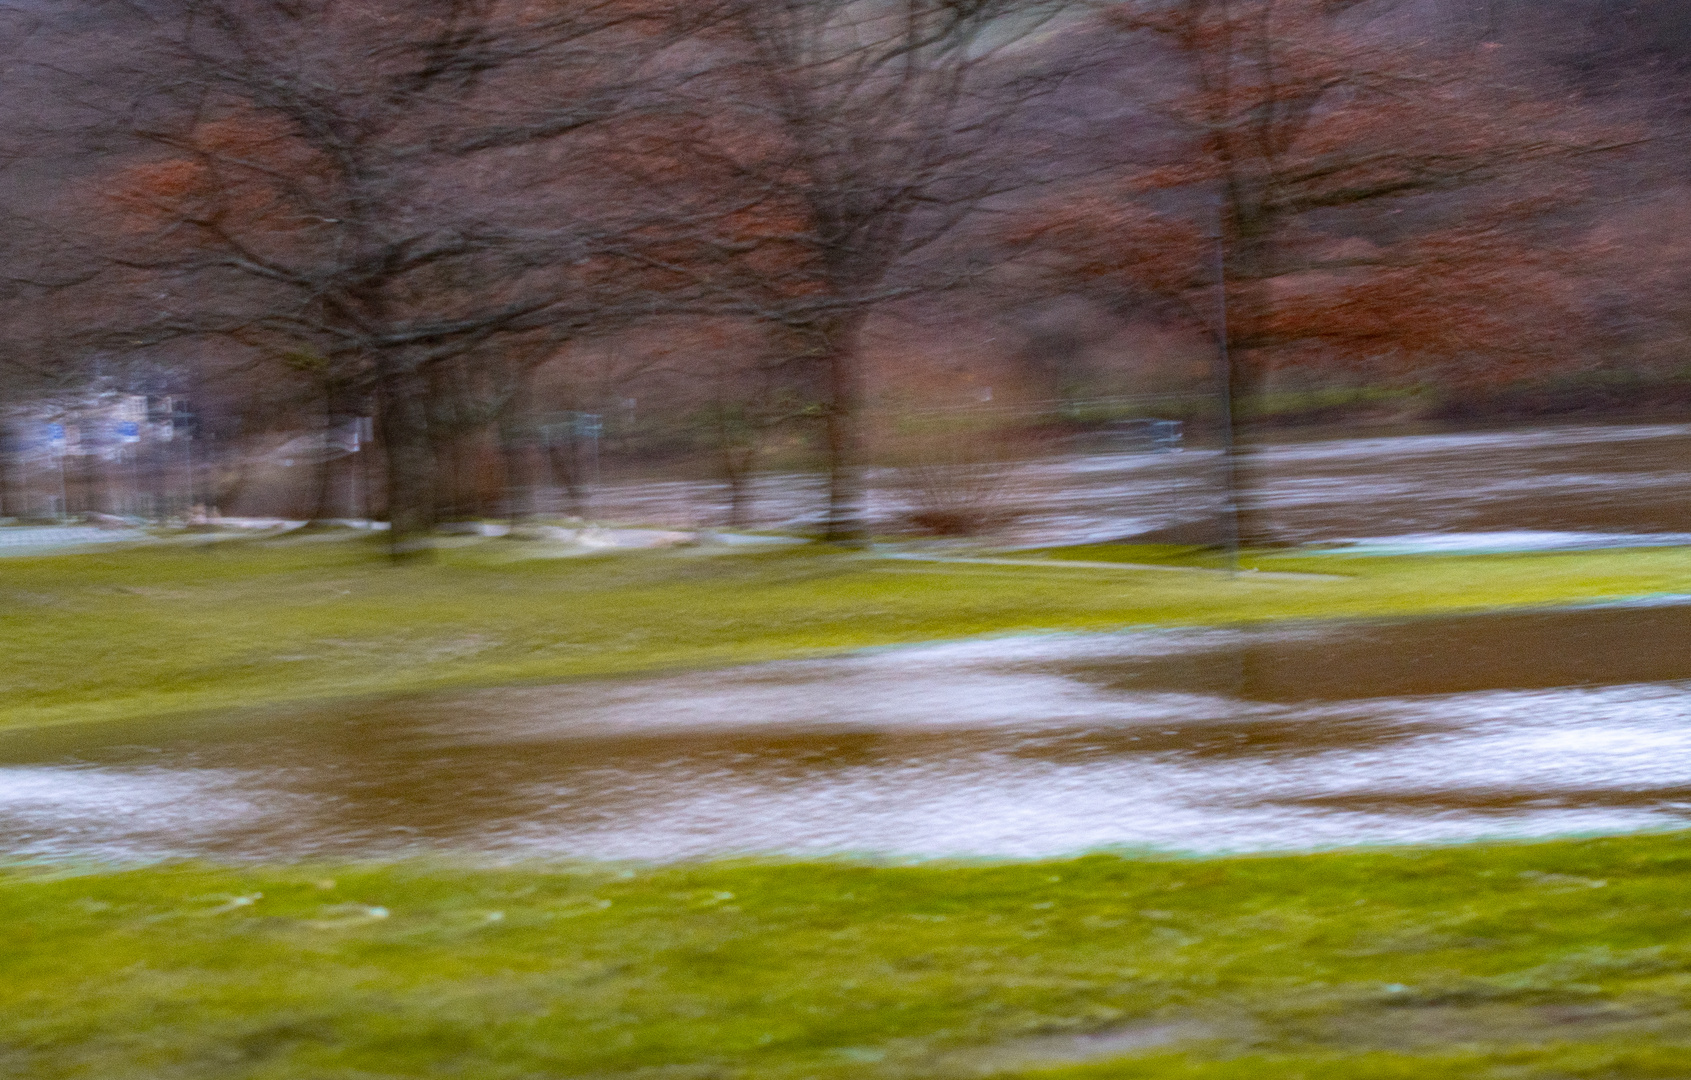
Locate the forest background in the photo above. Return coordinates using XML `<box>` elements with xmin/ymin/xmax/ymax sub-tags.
<box><xmin>0</xmin><ymin>0</ymin><xmax>1686</xmax><ymax>550</ymax></box>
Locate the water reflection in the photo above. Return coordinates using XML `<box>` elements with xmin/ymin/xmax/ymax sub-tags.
<box><xmin>2</xmin><ymin>604</ymin><xmax>1687</xmax><ymax>863</ymax></box>
<box><xmin>584</xmin><ymin>421</ymin><xmax>1691</xmax><ymax>545</ymax></box>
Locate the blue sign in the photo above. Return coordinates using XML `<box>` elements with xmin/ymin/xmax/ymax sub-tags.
<box><xmin>45</xmin><ymin>423</ymin><xmax>65</xmax><ymax>444</ymax></box>
<box><xmin>116</xmin><ymin>421</ymin><xmax>141</xmax><ymax>443</ymax></box>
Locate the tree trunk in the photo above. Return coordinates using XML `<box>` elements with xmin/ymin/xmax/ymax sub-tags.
<box><xmin>712</xmin><ymin>405</ymin><xmax>758</xmax><ymax>529</ymax></box>
<box><xmin>431</xmin><ymin>433</ymin><xmax>465</xmax><ymax>523</ymax></box>
<box><xmin>377</xmin><ymin>366</ymin><xmax>437</xmax><ymax>559</ymax></box>
<box><xmin>547</xmin><ymin>436</ymin><xmax>590</xmax><ymax>520</ymax></box>
<box><xmin>499</xmin><ymin>427</ymin><xmax>536</xmax><ymax>525</ymax></box>
<box><xmin>475</xmin><ymin>432</ymin><xmax>502</xmax><ymax>520</ymax></box>
<box><xmin>497</xmin><ymin>368</ymin><xmax>538</xmax><ymax>526</ymax></box>
<box><xmin>721</xmin><ymin>443</ymin><xmax>754</xmax><ymax>528</ymax></box>
<box><xmin>818</xmin><ymin>314</ymin><xmax>868</xmax><ymax>544</ymax></box>
<box><xmin>1222</xmin><ymin>215</ymin><xmax>1279</xmax><ymax>549</ymax></box>
<box><xmin>1224</xmin><ymin>351</ymin><xmax>1274</xmax><ymax>549</ymax></box>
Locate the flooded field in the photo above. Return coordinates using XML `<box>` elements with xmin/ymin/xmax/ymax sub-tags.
<box><xmin>4</xmin><ymin>601</ymin><xmax>1687</xmax><ymax>863</ymax></box>
<box><xmin>588</xmin><ymin>421</ymin><xmax>1691</xmax><ymax>546</ymax></box>
<box><xmin>3</xmin><ymin>421</ymin><xmax>1687</xmax><ymax>864</ymax></box>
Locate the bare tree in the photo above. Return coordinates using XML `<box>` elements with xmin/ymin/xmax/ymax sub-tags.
<box><xmin>77</xmin><ymin>0</ymin><xmax>691</xmax><ymax>554</ymax></box>
<box><xmin>656</xmin><ymin>319</ymin><xmax>813</xmax><ymax>528</ymax></box>
<box><xmin>1005</xmin><ymin>0</ymin><xmax>1624</xmax><ymax>545</ymax></box>
<box><xmin>636</xmin><ymin>0</ymin><xmax>1074</xmax><ymax>541</ymax></box>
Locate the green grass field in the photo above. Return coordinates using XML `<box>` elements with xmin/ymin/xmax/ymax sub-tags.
<box><xmin>5</xmin><ymin>835</ymin><xmax>1691</xmax><ymax>1079</ymax></box>
<box><xmin>4</xmin><ymin>536</ymin><xmax>1690</xmax><ymax>1078</ymax></box>
<box><xmin>2</xmin><ymin>534</ymin><xmax>1688</xmax><ymax>732</ymax></box>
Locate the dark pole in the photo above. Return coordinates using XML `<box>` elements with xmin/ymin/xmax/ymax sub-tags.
<box><xmin>1213</xmin><ymin>202</ymin><xmax>1242</xmax><ymax>574</ymax></box>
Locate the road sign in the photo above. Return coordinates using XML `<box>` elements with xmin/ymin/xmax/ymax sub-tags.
<box><xmin>116</xmin><ymin>421</ymin><xmax>141</xmax><ymax>443</ymax></box>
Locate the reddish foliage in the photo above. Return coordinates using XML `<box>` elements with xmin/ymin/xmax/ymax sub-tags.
<box><xmin>1006</xmin><ymin>0</ymin><xmax>1621</xmax><ymax>388</ymax></box>
<box><xmin>103</xmin><ymin>114</ymin><xmax>328</xmax><ymax>244</ymax></box>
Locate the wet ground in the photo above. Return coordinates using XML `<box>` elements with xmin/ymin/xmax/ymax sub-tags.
<box><xmin>584</xmin><ymin>421</ymin><xmax>1691</xmax><ymax>547</ymax></box>
<box><xmin>6</xmin><ymin>421</ymin><xmax>1686</xmax><ymax>554</ymax></box>
<box><xmin>3</xmin><ymin>601</ymin><xmax>1688</xmax><ymax>863</ymax></box>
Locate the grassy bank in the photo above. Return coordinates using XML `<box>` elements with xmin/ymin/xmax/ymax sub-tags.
<box><xmin>4</xmin><ymin>834</ymin><xmax>1690</xmax><ymax>1078</ymax></box>
<box><xmin>2</xmin><ymin>535</ymin><xmax>1688</xmax><ymax>731</ymax></box>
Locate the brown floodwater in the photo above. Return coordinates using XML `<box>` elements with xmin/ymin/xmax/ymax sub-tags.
<box><xmin>587</xmin><ymin>420</ymin><xmax>1691</xmax><ymax>547</ymax></box>
<box><xmin>3</xmin><ymin>601</ymin><xmax>1688</xmax><ymax>864</ymax></box>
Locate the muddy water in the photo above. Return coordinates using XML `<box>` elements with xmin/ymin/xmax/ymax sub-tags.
<box><xmin>3</xmin><ymin>603</ymin><xmax>1688</xmax><ymax>863</ymax></box>
<box><xmin>586</xmin><ymin>422</ymin><xmax>1691</xmax><ymax>546</ymax></box>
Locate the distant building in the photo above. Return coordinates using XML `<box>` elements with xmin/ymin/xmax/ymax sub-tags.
<box><xmin>0</xmin><ymin>393</ymin><xmax>188</xmax><ymax>520</ymax></box>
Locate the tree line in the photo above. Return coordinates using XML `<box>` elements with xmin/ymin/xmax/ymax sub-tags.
<box><xmin>0</xmin><ymin>0</ymin><xmax>1670</xmax><ymax>552</ymax></box>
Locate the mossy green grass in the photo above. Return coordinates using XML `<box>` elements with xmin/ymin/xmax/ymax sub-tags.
<box><xmin>5</xmin><ymin>538</ymin><xmax>1691</xmax><ymax>1076</ymax></box>
<box><xmin>2</xmin><ymin>536</ymin><xmax>1687</xmax><ymax>732</ymax></box>
<box><xmin>4</xmin><ymin>833</ymin><xmax>1690</xmax><ymax>1078</ymax></box>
